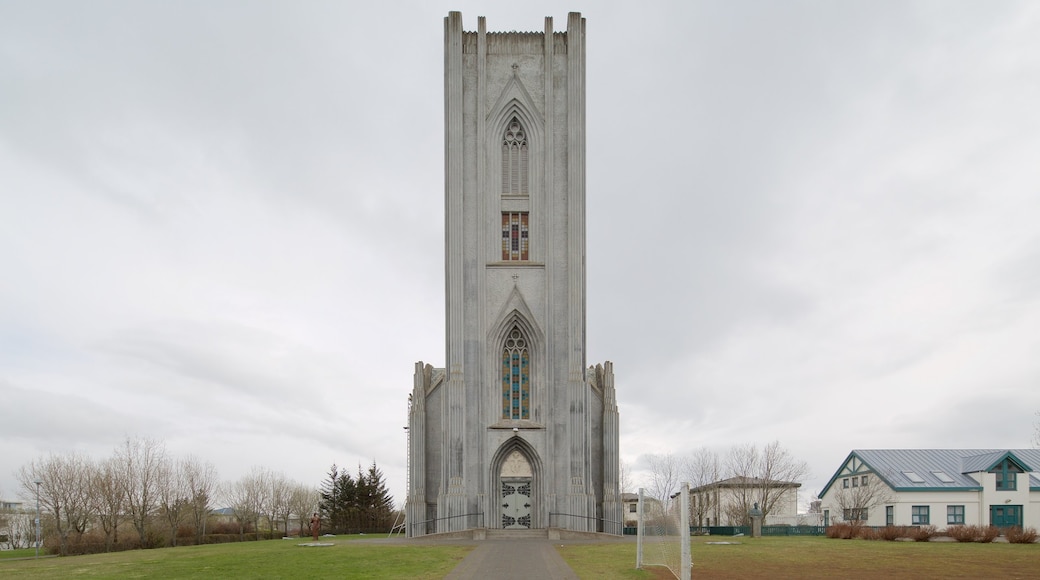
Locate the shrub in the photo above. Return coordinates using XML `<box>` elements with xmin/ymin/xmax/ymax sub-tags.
<box><xmin>946</xmin><ymin>525</ymin><xmax>979</xmax><ymax>543</ymax></box>
<box><xmin>910</xmin><ymin>525</ymin><xmax>936</xmax><ymax>542</ymax></box>
<box><xmin>878</xmin><ymin>526</ymin><xmax>911</xmax><ymax>541</ymax></box>
<box><xmin>852</xmin><ymin>526</ymin><xmax>912</xmax><ymax>541</ymax></box>
<box><xmin>978</xmin><ymin>525</ymin><xmax>1000</xmax><ymax>543</ymax></box>
<box><xmin>856</xmin><ymin>527</ymin><xmax>880</xmax><ymax>540</ymax></box>
<box><xmin>209</xmin><ymin>521</ymin><xmax>241</xmax><ymax>535</ymax></box>
<box><xmin>826</xmin><ymin>523</ymin><xmax>856</xmax><ymax>539</ymax></box>
<box><xmin>1004</xmin><ymin>527</ymin><xmax>1039</xmax><ymax>544</ymax></box>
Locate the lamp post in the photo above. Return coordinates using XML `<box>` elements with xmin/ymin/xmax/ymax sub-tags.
<box><xmin>33</xmin><ymin>478</ymin><xmax>42</xmax><ymax>558</ymax></box>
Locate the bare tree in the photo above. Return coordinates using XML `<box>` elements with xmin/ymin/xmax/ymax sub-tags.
<box><xmin>722</xmin><ymin>441</ymin><xmax>809</xmax><ymax>526</ymax></box>
<box><xmin>269</xmin><ymin>472</ymin><xmax>294</xmax><ymax>537</ymax></box>
<box><xmin>830</xmin><ymin>474</ymin><xmax>894</xmax><ymax>525</ymax></box>
<box><xmin>224</xmin><ymin>467</ymin><xmax>272</xmax><ymax>541</ymax></box>
<box><xmin>619</xmin><ymin>460</ymin><xmax>633</xmax><ymax>494</ymax></box>
<box><xmin>156</xmin><ymin>456</ymin><xmax>190</xmax><ymax>546</ymax></box>
<box><xmin>645</xmin><ymin>453</ymin><xmax>684</xmax><ymax>505</ymax></box>
<box><xmin>115</xmin><ymin>436</ymin><xmax>167</xmax><ymax>547</ymax></box>
<box><xmin>757</xmin><ymin>441</ymin><xmax>810</xmax><ymax>521</ymax></box>
<box><xmin>722</xmin><ymin>443</ymin><xmax>759</xmax><ymax>526</ymax></box>
<box><xmin>0</xmin><ymin>507</ymin><xmax>33</xmax><ymax>550</ymax></box>
<box><xmin>288</xmin><ymin>484</ymin><xmax>319</xmax><ymax>537</ymax></box>
<box><xmin>88</xmin><ymin>457</ymin><xmax>125</xmax><ymax>552</ymax></box>
<box><xmin>17</xmin><ymin>453</ymin><xmax>94</xmax><ymax>555</ymax></box>
<box><xmin>182</xmin><ymin>456</ymin><xmax>217</xmax><ymax>545</ymax></box>
<box><xmin>683</xmin><ymin>447</ymin><xmax>721</xmax><ymax>527</ymax></box>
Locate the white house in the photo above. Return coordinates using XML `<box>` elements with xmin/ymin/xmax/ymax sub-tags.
<box><xmin>687</xmin><ymin>477</ymin><xmax>801</xmax><ymax>527</ymax></box>
<box><xmin>621</xmin><ymin>493</ymin><xmax>639</xmax><ymax>528</ymax></box>
<box><xmin>820</xmin><ymin>449</ymin><xmax>1040</xmax><ymax>530</ymax></box>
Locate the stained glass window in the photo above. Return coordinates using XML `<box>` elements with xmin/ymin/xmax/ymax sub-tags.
<box><xmin>501</xmin><ymin>327</ymin><xmax>530</xmax><ymax>420</ymax></box>
<box><xmin>501</xmin><ymin>212</ymin><xmax>529</xmax><ymax>261</ymax></box>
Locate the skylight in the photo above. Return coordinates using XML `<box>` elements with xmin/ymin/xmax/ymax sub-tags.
<box><xmin>932</xmin><ymin>471</ymin><xmax>955</xmax><ymax>483</ymax></box>
<box><xmin>903</xmin><ymin>471</ymin><xmax>925</xmax><ymax>483</ymax></box>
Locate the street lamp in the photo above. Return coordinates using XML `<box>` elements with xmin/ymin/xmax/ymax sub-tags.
<box><xmin>33</xmin><ymin>478</ymin><xmax>41</xmax><ymax>558</ymax></box>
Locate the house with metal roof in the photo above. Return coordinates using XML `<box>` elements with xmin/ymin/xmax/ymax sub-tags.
<box><xmin>819</xmin><ymin>449</ymin><xmax>1040</xmax><ymax>530</ymax></box>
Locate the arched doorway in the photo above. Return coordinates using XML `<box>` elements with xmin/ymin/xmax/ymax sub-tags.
<box><xmin>491</xmin><ymin>441</ymin><xmax>541</xmax><ymax>529</ymax></box>
<box><xmin>500</xmin><ymin>450</ymin><xmax>533</xmax><ymax>528</ymax></box>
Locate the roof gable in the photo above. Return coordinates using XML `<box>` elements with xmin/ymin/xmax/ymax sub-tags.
<box><xmin>962</xmin><ymin>450</ymin><xmax>1033</xmax><ymax>473</ymax></box>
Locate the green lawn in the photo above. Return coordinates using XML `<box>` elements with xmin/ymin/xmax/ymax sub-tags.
<box><xmin>559</xmin><ymin>536</ymin><xmax>1040</xmax><ymax>580</ymax></box>
<box><xmin>4</xmin><ymin>535</ymin><xmax>1039</xmax><ymax>579</ymax></box>
<box><xmin>0</xmin><ymin>536</ymin><xmax>472</xmax><ymax>579</ymax></box>
<box><xmin>0</xmin><ymin>547</ymin><xmax>47</xmax><ymax>560</ymax></box>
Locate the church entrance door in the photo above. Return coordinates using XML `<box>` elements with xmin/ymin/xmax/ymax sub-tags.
<box><xmin>498</xmin><ymin>448</ymin><xmax>535</xmax><ymax>528</ymax></box>
<box><xmin>501</xmin><ymin>478</ymin><xmax>532</xmax><ymax>528</ymax></box>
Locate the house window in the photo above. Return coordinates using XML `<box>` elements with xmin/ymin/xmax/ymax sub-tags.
<box><xmin>911</xmin><ymin>506</ymin><xmax>930</xmax><ymax>525</ymax></box>
<box><xmin>843</xmin><ymin>508</ymin><xmax>868</xmax><ymax>521</ymax></box>
<box><xmin>501</xmin><ymin>327</ymin><xmax>530</xmax><ymax>420</ymax></box>
<box><xmin>852</xmin><ymin>477</ymin><xmax>859</xmax><ymax>488</ymax></box>
<box><xmin>842</xmin><ymin>478</ymin><xmax>849</xmax><ymax>488</ymax></box>
<box><xmin>947</xmin><ymin>505</ymin><xmax>965</xmax><ymax>525</ymax></box>
<box><xmin>502</xmin><ymin>117</ymin><xmax>529</xmax><ymax>196</ymax></box>
<box><xmin>861</xmin><ymin>475</ymin><xmax>869</xmax><ymax>486</ymax></box>
<box><xmin>886</xmin><ymin>506</ymin><xmax>894</xmax><ymax>526</ymax></box>
<box><xmin>629</xmin><ymin>503</ymin><xmax>637</xmax><ymax>513</ymax></box>
<box><xmin>993</xmin><ymin>459</ymin><xmax>1021</xmax><ymax>491</ymax></box>
<box><xmin>501</xmin><ymin>212</ymin><xmax>529</xmax><ymax>261</ymax></box>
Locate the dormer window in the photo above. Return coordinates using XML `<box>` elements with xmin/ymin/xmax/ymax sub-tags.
<box><xmin>991</xmin><ymin>458</ymin><xmax>1022</xmax><ymax>490</ymax></box>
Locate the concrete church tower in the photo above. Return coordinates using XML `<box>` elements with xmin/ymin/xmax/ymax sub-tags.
<box><xmin>406</xmin><ymin>11</ymin><xmax>620</xmax><ymax>537</ymax></box>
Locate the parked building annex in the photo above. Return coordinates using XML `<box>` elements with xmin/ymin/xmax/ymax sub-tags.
<box><xmin>819</xmin><ymin>449</ymin><xmax>1040</xmax><ymax>530</ymax></box>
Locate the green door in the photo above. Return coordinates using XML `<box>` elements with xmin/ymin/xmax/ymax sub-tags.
<box><xmin>990</xmin><ymin>505</ymin><xmax>1023</xmax><ymax>528</ymax></box>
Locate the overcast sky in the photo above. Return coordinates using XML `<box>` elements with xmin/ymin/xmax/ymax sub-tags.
<box><xmin>3</xmin><ymin>0</ymin><xmax>1039</xmax><ymax>509</ymax></box>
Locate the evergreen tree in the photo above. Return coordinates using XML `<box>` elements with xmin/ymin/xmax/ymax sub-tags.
<box><xmin>335</xmin><ymin>468</ymin><xmax>358</xmax><ymax>532</ymax></box>
<box><xmin>320</xmin><ymin>460</ymin><xmax>394</xmax><ymax>533</ymax></box>
<box><xmin>319</xmin><ymin>464</ymin><xmax>345</xmax><ymax>532</ymax></box>
<box><xmin>361</xmin><ymin>461</ymin><xmax>394</xmax><ymax>532</ymax></box>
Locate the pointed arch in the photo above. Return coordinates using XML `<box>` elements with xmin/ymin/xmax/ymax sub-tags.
<box><xmin>488</xmin><ymin>286</ymin><xmax>545</xmax><ymax>348</ymax></box>
<box><xmin>487</xmin><ymin>73</ymin><xmax>543</xmax><ymax>264</ymax></box>
<box><xmin>489</xmin><ymin>436</ymin><xmax>543</xmax><ymax>528</ymax></box>
<box><xmin>500</xmin><ymin>324</ymin><xmax>530</xmax><ymax>420</ymax></box>
<box><xmin>502</xmin><ymin>116</ymin><xmax>529</xmax><ymax>195</ymax></box>
<box><xmin>490</xmin><ymin>436</ymin><xmax>542</xmax><ymax>479</ymax></box>
<box><xmin>488</xmin><ymin>288</ymin><xmax>544</xmax><ymax>422</ymax></box>
<box><xmin>487</xmin><ymin>73</ymin><xmax>543</xmax><ymax>192</ymax></box>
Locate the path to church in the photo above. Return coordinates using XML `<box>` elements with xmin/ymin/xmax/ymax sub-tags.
<box><xmin>443</xmin><ymin>536</ymin><xmax>578</xmax><ymax>580</ymax></box>
<box><xmin>366</xmin><ymin>535</ymin><xmax>633</xmax><ymax>579</ymax></box>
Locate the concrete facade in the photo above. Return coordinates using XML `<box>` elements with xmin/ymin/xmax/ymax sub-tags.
<box><xmin>406</xmin><ymin>12</ymin><xmax>621</xmax><ymax>537</ymax></box>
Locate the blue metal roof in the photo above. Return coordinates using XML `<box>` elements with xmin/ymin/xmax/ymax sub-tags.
<box><xmin>821</xmin><ymin>449</ymin><xmax>1040</xmax><ymax>496</ymax></box>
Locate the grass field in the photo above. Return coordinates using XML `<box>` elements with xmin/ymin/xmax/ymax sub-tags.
<box><xmin>558</xmin><ymin>536</ymin><xmax>1040</xmax><ymax>580</ymax></box>
<box><xmin>0</xmin><ymin>536</ymin><xmax>472</xmax><ymax>579</ymax></box>
<box><xmin>3</xmin><ymin>535</ymin><xmax>1039</xmax><ymax>579</ymax></box>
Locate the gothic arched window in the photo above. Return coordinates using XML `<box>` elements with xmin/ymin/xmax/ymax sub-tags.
<box><xmin>501</xmin><ymin>327</ymin><xmax>530</xmax><ymax>420</ymax></box>
<box><xmin>502</xmin><ymin>117</ymin><xmax>528</xmax><ymax>196</ymax></box>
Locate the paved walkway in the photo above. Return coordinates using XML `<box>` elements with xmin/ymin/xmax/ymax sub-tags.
<box><xmin>443</xmin><ymin>538</ymin><xmax>578</xmax><ymax>580</ymax></box>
